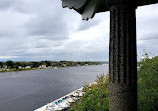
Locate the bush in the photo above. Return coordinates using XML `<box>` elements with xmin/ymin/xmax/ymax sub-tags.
<box><xmin>71</xmin><ymin>74</ymin><xmax>109</xmax><ymax>111</ymax></box>
<box><xmin>71</xmin><ymin>54</ymin><xmax>158</xmax><ymax>111</ymax></box>
<box><xmin>138</xmin><ymin>55</ymin><xmax>158</xmax><ymax>111</ymax></box>
<box><xmin>71</xmin><ymin>89</ymin><xmax>109</xmax><ymax>111</ymax></box>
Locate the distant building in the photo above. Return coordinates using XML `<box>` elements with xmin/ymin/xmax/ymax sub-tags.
<box><xmin>25</xmin><ymin>66</ymin><xmax>31</xmax><ymax>69</ymax></box>
<box><xmin>18</xmin><ymin>66</ymin><xmax>22</xmax><ymax>69</ymax></box>
<box><xmin>39</xmin><ymin>65</ymin><xmax>47</xmax><ymax>68</ymax></box>
<box><xmin>62</xmin><ymin>64</ymin><xmax>67</xmax><ymax>67</ymax></box>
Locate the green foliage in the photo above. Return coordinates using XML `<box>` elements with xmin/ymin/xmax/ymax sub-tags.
<box><xmin>0</xmin><ymin>62</ymin><xmax>3</xmax><ymax>68</ymax></box>
<box><xmin>82</xmin><ymin>74</ymin><xmax>109</xmax><ymax>93</ymax></box>
<box><xmin>71</xmin><ymin>53</ymin><xmax>158</xmax><ymax>111</ymax></box>
<box><xmin>71</xmin><ymin>74</ymin><xmax>109</xmax><ymax>111</ymax></box>
<box><xmin>95</xmin><ymin>74</ymin><xmax>109</xmax><ymax>91</ymax></box>
<box><xmin>0</xmin><ymin>60</ymin><xmax>101</xmax><ymax>73</ymax></box>
<box><xmin>138</xmin><ymin>55</ymin><xmax>158</xmax><ymax>111</ymax></box>
<box><xmin>82</xmin><ymin>82</ymin><xmax>91</xmax><ymax>93</ymax></box>
<box><xmin>71</xmin><ymin>89</ymin><xmax>109</xmax><ymax>111</ymax></box>
<box><xmin>5</xmin><ymin>60</ymin><xmax>14</xmax><ymax>68</ymax></box>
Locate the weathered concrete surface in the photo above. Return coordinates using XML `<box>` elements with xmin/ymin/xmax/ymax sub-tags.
<box><xmin>109</xmin><ymin>1</ymin><xmax>137</xmax><ymax>111</ymax></box>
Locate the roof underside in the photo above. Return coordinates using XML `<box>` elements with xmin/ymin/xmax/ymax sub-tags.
<box><xmin>61</xmin><ymin>0</ymin><xmax>158</xmax><ymax>20</ymax></box>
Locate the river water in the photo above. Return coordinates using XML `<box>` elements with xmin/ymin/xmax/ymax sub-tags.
<box><xmin>0</xmin><ymin>64</ymin><xmax>108</xmax><ymax>111</ymax></box>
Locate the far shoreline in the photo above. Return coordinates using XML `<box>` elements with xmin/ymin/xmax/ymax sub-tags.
<box><xmin>0</xmin><ymin>64</ymin><xmax>107</xmax><ymax>73</ymax></box>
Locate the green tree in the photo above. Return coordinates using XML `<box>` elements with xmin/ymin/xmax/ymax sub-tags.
<box><xmin>14</xmin><ymin>62</ymin><xmax>21</xmax><ymax>70</ymax></box>
<box><xmin>45</xmin><ymin>61</ymin><xmax>51</xmax><ymax>67</ymax></box>
<box><xmin>138</xmin><ymin>55</ymin><xmax>158</xmax><ymax>111</ymax></box>
<box><xmin>20</xmin><ymin>62</ymin><xmax>27</xmax><ymax>67</ymax></box>
<box><xmin>0</xmin><ymin>62</ymin><xmax>3</xmax><ymax>68</ymax></box>
<box><xmin>5</xmin><ymin>60</ymin><xmax>14</xmax><ymax>68</ymax></box>
<box><xmin>32</xmin><ymin>62</ymin><xmax>39</xmax><ymax>68</ymax></box>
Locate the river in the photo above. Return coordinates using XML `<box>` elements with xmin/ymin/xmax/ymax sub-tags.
<box><xmin>0</xmin><ymin>64</ymin><xmax>108</xmax><ymax>111</ymax></box>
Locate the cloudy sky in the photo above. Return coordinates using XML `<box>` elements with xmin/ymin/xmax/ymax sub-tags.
<box><xmin>0</xmin><ymin>0</ymin><xmax>158</xmax><ymax>61</ymax></box>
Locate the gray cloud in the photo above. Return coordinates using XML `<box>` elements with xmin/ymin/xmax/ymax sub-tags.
<box><xmin>140</xmin><ymin>32</ymin><xmax>158</xmax><ymax>40</ymax></box>
<box><xmin>0</xmin><ymin>0</ymin><xmax>19</xmax><ymax>10</ymax></box>
<box><xmin>77</xmin><ymin>13</ymin><xmax>109</xmax><ymax>31</ymax></box>
<box><xmin>0</xmin><ymin>0</ymin><xmax>30</xmax><ymax>13</ymax></box>
<box><xmin>0</xmin><ymin>0</ymin><xmax>157</xmax><ymax>61</ymax></box>
<box><xmin>136</xmin><ymin>4</ymin><xmax>158</xmax><ymax>59</ymax></box>
<box><xmin>78</xmin><ymin>20</ymin><xmax>101</xmax><ymax>31</ymax></box>
<box><xmin>23</xmin><ymin>0</ymin><xmax>70</xmax><ymax>41</ymax></box>
<box><xmin>25</xmin><ymin>16</ymin><xmax>69</xmax><ymax>40</ymax></box>
<box><xmin>0</xmin><ymin>31</ymin><xmax>14</xmax><ymax>38</ymax></box>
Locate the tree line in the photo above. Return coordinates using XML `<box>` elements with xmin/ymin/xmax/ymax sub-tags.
<box><xmin>0</xmin><ymin>60</ymin><xmax>101</xmax><ymax>69</ymax></box>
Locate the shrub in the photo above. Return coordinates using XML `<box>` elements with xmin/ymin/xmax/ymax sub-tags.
<box><xmin>71</xmin><ymin>74</ymin><xmax>109</xmax><ymax>111</ymax></box>
<box><xmin>71</xmin><ymin>54</ymin><xmax>158</xmax><ymax>111</ymax></box>
<box><xmin>82</xmin><ymin>73</ymin><xmax>109</xmax><ymax>93</ymax></box>
<box><xmin>138</xmin><ymin>55</ymin><xmax>158</xmax><ymax>111</ymax></box>
<box><xmin>71</xmin><ymin>89</ymin><xmax>109</xmax><ymax>111</ymax></box>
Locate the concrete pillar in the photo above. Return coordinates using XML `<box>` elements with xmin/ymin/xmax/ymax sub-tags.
<box><xmin>109</xmin><ymin>1</ymin><xmax>137</xmax><ymax>111</ymax></box>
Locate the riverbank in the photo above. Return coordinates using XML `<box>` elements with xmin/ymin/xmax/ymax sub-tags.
<box><xmin>0</xmin><ymin>64</ymin><xmax>105</xmax><ymax>73</ymax></box>
<box><xmin>0</xmin><ymin>60</ymin><xmax>102</xmax><ymax>73</ymax></box>
<box><xmin>0</xmin><ymin>68</ymin><xmax>35</xmax><ymax>73</ymax></box>
<box><xmin>34</xmin><ymin>87</ymin><xmax>84</xmax><ymax>111</ymax></box>
<box><xmin>34</xmin><ymin>82</ymin><xmax>98</xmax><ymax>111</ymax></box>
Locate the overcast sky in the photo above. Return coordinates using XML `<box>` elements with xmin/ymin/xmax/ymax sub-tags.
<box><xmin>0</xmin><ymin>0</ymin><xmax>158</xmax><ymax>61</ymax></box>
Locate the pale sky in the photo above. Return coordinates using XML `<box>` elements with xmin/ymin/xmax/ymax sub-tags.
<box><xmin>0</xmin><ymin>0</ymin><xmax>158</xmax><ymax>61</ymax></box>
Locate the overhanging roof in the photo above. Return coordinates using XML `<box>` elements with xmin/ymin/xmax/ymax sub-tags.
<box><xmin>61</xmin><ymin>0</ymin><xmax>158</xmax><ymax>20</ymax></box>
